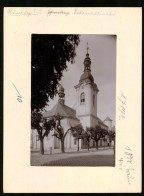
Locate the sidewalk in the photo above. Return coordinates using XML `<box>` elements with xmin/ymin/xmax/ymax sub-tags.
<box><xmin>31</xmin><ymin>146</ymin><xmax>114</xmax><ymax>155</ymax></box>
<box><xmin>31</xmin><ymin>147</ymin><xmax>114</xmax><ymax>166</ymax></box>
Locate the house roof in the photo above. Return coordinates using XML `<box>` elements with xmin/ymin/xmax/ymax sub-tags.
<box><xmin>43</xmin><ymin>102</ymin><xmax>80</xmax><ymax>121</ymax></box>
<box><xmin>104</xmin><ymin>116</ymin><xmax>112</xmax><ymax>122</ymax></box>
<box><xmin>43</xmin><ymin>102</ymin><xmax>109</xmax><ymax>129</ymax></box>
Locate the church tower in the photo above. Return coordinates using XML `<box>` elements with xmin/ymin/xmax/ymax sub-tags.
<box><xmin>74</xmin><ymin>43</ymin><xmax>99</xmax><ymax>128</ymax></box>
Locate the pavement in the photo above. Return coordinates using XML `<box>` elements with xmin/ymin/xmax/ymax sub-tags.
<box><xmin>31</xmin><ymin>147</ymin><xmax>115</xmax><ymax>166</ymax></box>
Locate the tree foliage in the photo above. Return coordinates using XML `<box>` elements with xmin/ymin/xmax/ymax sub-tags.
<box><xmin>71</xmin><ymin>124</ymin><xmax>84</xmax><ymax>139</ymax></box>
<box><xmin>108</xmin><ymin>130</ymin><xmax>115</xmax><ymax>146</ymax></box>
<box><xmin>83</xmin><ymin>127</ymin><xmax>91</xmax><ymax>151</ymax></box>
<box><xmin>90</xmin><ymin>126</ymin><xmax>101</xmax><ymax>140</ymax></box>
<box><xmin>101</xmin><ymin>128</ymin><xmax>108</xmax><ymax>138</ymax></box>
<box><xmin>87</xmin><ymin>126</ymin><xmax>108</xmax><ymax>150</ymax></box>
<box><xmin>89</xmin><ymin>125</ymin><xmax>101</xmax><ymax>149</ymax></box>
<box><xmin>109</xmin><ymin>130</ymin><xmax>115</xmax><ymax>141</ymax></box>
<box><xmin>71</xmin><ymin>124</ymin><xmax>84</xmax><ymax>151</ymax></box>
<box><xmin>32</xmin><ymin>34</ymin><xmax>80</xmax><ymax>111</ymax></box>
<box><xmin>31</xmin><ymin>111</ymin><xmax>55</xmax><ymax>154</ymax></box>
<box><xmin>108</xmin><ymin>131</ymin><xmax>115</xmax><ymax>154</ymax></box>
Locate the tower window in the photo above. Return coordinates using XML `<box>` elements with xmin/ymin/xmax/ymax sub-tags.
<box><xmin>80</xmin><ymin>92</ymin><xmax>85</xmax><ymax>104</ymax></box>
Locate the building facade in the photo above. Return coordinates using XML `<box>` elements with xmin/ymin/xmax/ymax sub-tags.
<box><xmin>31</xmin><ymin>46</ymin><xmax>114</xmax><ymax>150</ymax></box>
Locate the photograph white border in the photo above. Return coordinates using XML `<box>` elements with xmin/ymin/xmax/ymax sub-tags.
<box><xmin>4</xmin><ymin>7</ymin><xmax>142</xmax><ymax>193</ymax></box>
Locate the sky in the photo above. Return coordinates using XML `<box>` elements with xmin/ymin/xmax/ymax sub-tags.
<box><xmin>45</xmin><ymin>34</ymin><xmax>116</xmax><ymax>126</ymax></box>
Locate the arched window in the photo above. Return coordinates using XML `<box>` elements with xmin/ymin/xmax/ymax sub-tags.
<box><xmin>80</xmin><ymin>92</ymin><xmax>85</xmax><ymax>104</ymax></box>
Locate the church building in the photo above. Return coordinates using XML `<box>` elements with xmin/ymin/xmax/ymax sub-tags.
<box><xmin>31</xmin><ymin>45</ymin><xmax>114</xmax><ymax>151</ymax></box>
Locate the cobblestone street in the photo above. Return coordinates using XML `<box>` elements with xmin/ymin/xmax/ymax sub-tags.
<box><xmin>31</xmin><ymin>148</ymin><xmax>115</xmax><ymax>166</ymax></box>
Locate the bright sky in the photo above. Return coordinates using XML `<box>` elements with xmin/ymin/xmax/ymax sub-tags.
<box><xmin>45</xmin><ymin>34</ymin><xmax>116</xmax><ymax>126</ymax></box>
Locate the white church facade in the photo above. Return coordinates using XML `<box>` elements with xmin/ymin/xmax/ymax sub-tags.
<box><xmin>31</xmin><ymin>46</ymin><xmax>114</xmax><ymax>151</ymax></box>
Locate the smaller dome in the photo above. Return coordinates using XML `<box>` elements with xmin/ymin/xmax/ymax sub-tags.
<box><xmin>59</xmin><ymin>84</ymin><xmax>64</xmax><ymax>92</ymax></box>
<box><xmin>80</xmin><ymin>70</ymin><xmax>94</xmax><ymax>83</ymax></box>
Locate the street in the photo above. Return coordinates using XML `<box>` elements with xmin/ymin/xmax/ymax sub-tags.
<box><xmin>31</xmin><ymin>148</ymin><xmax>115</xmax><ymax>166</ymax></box>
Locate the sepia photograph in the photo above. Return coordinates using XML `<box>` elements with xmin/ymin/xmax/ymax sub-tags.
<box><xmin>31</xmin><ymin>34</ymin><xmax>116</xmax><ymax>166</ymax></box>
<box><xmin>3</xmin><ymin>6</ymin><xmax>141</xmax><ymax>192</ymax></box>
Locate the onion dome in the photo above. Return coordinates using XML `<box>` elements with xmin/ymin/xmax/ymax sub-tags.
<box><xmin>59</xmin><ymin>84</ymin><xmax>64</xmax><ymax>93</ymax></box>
<box><xmin>80</xmin><ymin>70</ymin><xmax>94</xmax><ymax>83</ymax></box>
<box><xmin>58</xmin><ymin>84</ymin><xmax>65</xmax><ymax>104</ymax></box>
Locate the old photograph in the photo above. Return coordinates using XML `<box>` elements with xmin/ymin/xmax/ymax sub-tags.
<box><xmin>31</xmin><ymin>34</ymin><xmax>116</xmax><ymax>166</ymax></box>
<box><xmin>4</xmin><ymin>6</ymin><xmax>141</xmax><ymax>192</ymax></box>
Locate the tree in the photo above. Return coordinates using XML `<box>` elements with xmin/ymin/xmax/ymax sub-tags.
<box><xmin>101</xmin><ymin>128</ymin><xmax>108</xmax><ymax>149</ymax></box>
<box><xmin>109</xmin><ymin>131</ymin><xmax>115</xmax><ymax>154</ymax></box>
<box><xmin>32</xmin><ymin>34</ymin><xmax>80</xmax><ymax>112</ymax></box>
<box><xmin>83</xmin><ymin>127</ymin><xmax>91</xmax><ymax>151</ymax></box>
<box><xmin>52</xmin><ymin>113</ymin><xmax>70</xmax><ymax>153</ymax></box>
<box><xmin>31</xmin><ymin>111</ymin><xmax>55</xmax><ymax>155</ymax></box>
<box><xmin>71</xmin><ymin>124</ymin><xmax>84</xmax><ymax>151</ymax></box>
<box><xmin>89</xmin><ymin>125</ymin><xmax>102</xmax><ymax>150</ymax></box>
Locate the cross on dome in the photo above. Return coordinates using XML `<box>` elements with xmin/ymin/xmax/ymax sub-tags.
<box><xmin>87</xmin><ymin>42</ymin><xmax>89</xmax><ymax>54</ymax></box>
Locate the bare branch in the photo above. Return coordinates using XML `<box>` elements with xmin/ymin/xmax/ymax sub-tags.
<box><xmin>53</xmin><ymin>133</ymin><xmax>61</xmax><ymax>139</ymax></box>
<box><xmin>64</xmin><ymin>128</ymin><xmax>70</xmax><ymax>138</ymax></box>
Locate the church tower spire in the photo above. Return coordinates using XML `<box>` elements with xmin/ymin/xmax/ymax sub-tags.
<box><xmin>74</xmin><ymin>42</ymin><xmax>99</xmax><ymax>128</ymax></box>
<box><xmin>84</xmin><ymin>42</ymin><xmax>91</xmax><ymax>72</ymax></box>
<box><xmin>80</xmin><ymin>43</ymin><xmax>94</xmax><ymax>83</ymax></box>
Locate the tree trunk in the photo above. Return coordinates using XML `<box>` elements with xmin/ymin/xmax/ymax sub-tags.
<box><xmin>40</xmin><ymin>138</ymin><xmax>44</xmax><ymax>155</ymax></box>
<box><xmin>96</xmin><ymin>140</ymin><xmax>98</xmax><ymax>150</ymax></box>
<box><xmin>114</xmin><ymin>138</ymin><xmax>115</xmax><ymax>155</ymax></box>
<box><xmin>87</xmin><ymin>140</ymin><xmax>89</xmax><ymax>151</ymax></box>
<box><xmin>61</xmin><ymin>138</ymin><xmax>65</xmax><ymax>153</ymax></box>
<box><xmin>109</xmin><ymin>140</ymin><xmax>111</xmax><ymax>148</ymax></box>
<box><xmin>77</xmin><ymin>139</ymin><xmax>79</xmax><ymax>151</ymax></box>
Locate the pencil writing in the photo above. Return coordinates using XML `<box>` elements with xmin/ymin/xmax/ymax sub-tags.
<box><xmin>12</xmin><ymin>83</ymin><xmax>22</xmax><ymax>102</ymax></box>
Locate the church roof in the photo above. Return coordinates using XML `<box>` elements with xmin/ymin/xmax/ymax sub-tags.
<box><xmin>104</xmin><ymin>116</ymin><xmax>112</xmax><ymax>121</ymax></box>
<box><xmin>97</xmin><ymin>116</ymin><xmax>108</xmax><ymax>128</ymax></box>
<box><xmin>43</xmin><ymin>102</ymin><xmax>80</xmax><ymax>121</ymax></box>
